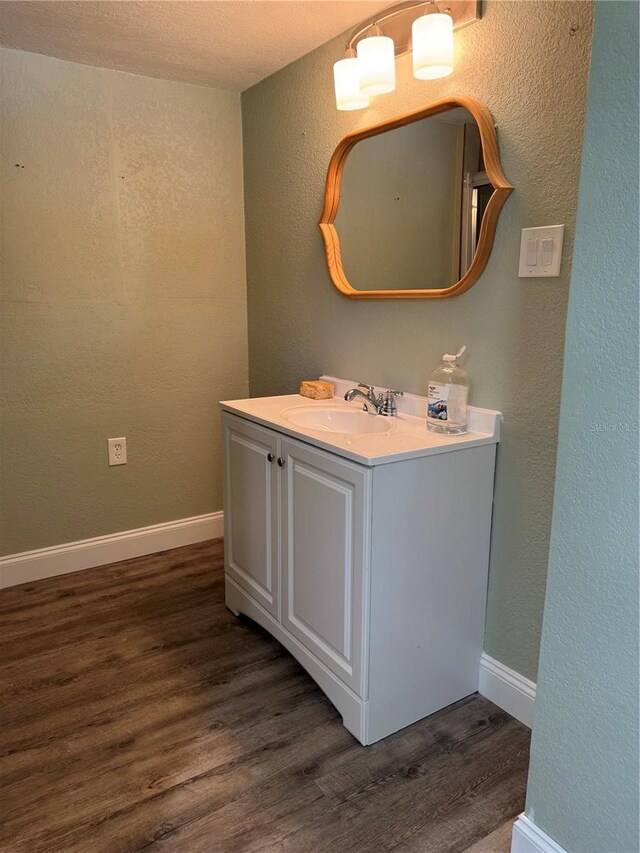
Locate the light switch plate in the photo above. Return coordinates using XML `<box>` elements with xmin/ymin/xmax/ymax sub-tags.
<box><xmin>518</xmin><ymin>225</ymin><xmax>565</xmax><ymax>277</ymax></box>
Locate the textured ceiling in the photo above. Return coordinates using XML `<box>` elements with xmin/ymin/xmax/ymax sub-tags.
<box><xmin>0</xmin><ymin>0</ymin><xmax>392</xmax><ymax>91</ymax></box>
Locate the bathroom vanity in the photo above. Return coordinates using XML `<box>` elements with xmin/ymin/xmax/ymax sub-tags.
<box><xmin>220</xmin><ymin>377</ymin><xmax>501</xmax><ymax>745</ymax></box>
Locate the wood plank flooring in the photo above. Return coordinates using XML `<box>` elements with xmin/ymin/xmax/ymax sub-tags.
<box><xmin>463</xmin><ymin>820</ymin><xmax>513</xmax><ymax>853</ymax></box>
<box><xmin>0</xmin><ymin>540</ymin><xmax>530</xmax><ymax>852</ymax></box>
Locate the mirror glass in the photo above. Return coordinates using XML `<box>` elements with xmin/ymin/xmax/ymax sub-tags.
<box><xmin>334</xmin><ymin>108</ymin><xmax>492</xmax><ymax>291</ymax></box>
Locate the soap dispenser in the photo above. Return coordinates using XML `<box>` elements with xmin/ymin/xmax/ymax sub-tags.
<box><xmin>427</xmin><ymin>346</ymin><xmax>469</xmax><ymax>435</ymax></box>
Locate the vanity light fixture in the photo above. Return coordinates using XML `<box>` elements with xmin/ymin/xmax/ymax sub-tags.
<box><xmin>356</xmin><ymin>25</ymin><xmax>396</xmax><ymax>95</ymax></box>
<box><xmin>333</xmin><ymin>0</ymin><xmax>480</xmax><ymax>111</ymax></box>
<box><xmin>412</xmin><ymin>10</ymin><xmax>454</xmax><ymax>79</ymax></box>
<box><xmin>334</xmin><ymin>48</ymin><xmax>370</xmax><ymax>110</ymax></box>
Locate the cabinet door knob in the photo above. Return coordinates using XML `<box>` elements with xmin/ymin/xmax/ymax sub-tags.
<box><xmin>277</xmin><ymin>457</ymin><xmax>285</xmax><ymax>467</ymax></box>
<box><xmin>267</xmin><ymin>452</ymin><xmax>275</xmax><ymax>463</ymax></box>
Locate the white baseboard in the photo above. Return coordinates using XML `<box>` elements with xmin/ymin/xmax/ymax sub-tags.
<box><xmin>0</xmin><ymin>512</ymin><xmax>224</xmax><ymax>589</ymax></box>
<box><xmin>479</xmin><ymin>652</ymin><xmax>536</xmax><ymax>728</ymax></box>
<box><xmin>511</xmin><ymin>815</ymin><xmax>567</xmax><ymax>853</ymax></box>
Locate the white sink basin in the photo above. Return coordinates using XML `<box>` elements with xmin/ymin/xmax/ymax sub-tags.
<box><xmin>282</xmin><ymin>405</ymin><xmax>394</xmax><ymax>435</ymax></box>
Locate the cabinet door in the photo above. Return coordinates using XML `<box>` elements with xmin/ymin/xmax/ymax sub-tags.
<box><xmin>281</xmin><ymin>437</ymin><xmax>370</xmax><ymax>695</ymax></box>
<box><xmin>223</xmin><ymin>415</ymin><xmax>279</xmax><ymax>618</ymax></box>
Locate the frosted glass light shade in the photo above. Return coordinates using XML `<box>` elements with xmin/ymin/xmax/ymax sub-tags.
<box><xmin>357</xmin><ymin>35</ymin><xmax>396</xmax><ymax>95</ymax></box>
<box><xmin>412</xmin><ymin>12</ymin><xmax>454</xmax><ymax>80</ymax></box>
<box><xmin>333</xmin><ymin>56</ymin><xmax>369</xmax><ymax>111</ymax></box>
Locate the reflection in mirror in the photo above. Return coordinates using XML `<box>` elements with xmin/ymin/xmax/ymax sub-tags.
<box><xmin>334</xmin><ymin>108</ymin><xmax>490</xmax><ymax>291</ymax></box>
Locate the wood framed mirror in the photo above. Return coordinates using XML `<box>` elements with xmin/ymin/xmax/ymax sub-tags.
<box><xmin>319</xmin><ymin>97</ymin><xmax>513</xmax><ymax>299</ymax></box>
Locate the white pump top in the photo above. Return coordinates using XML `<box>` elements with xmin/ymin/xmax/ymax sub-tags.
<box><xmin>442</xmin><ymin>345</ymin><xmax>466</xmax><ymax>363</ymax></box>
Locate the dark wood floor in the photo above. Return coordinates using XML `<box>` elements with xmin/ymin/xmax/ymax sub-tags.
<box><xmin>0</xmin><ymin>540</ymin><xmax>530</xmax><ymax>853</ymax></box>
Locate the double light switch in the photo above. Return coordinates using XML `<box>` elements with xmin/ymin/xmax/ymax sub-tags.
<box><xmin>518</xmin><ymin>225</ymin><xmax>565</xmax><ymax>277</ymax></box>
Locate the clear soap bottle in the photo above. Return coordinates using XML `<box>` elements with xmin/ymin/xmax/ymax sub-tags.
<box><xmin>427</xmin><ymin>346</ymin><xmax>469</xmax><ymax>435</ymax></box>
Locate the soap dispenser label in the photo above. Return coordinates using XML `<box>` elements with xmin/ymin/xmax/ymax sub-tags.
<box><xmin>428</xmin><ymin>383</ymin><xmax>468</xmax><ymax>423</ymax></box>
<box><xmin>428</xmin><ymin>383</ymin><xmax>450</xmax><ymax>421</ymax></box>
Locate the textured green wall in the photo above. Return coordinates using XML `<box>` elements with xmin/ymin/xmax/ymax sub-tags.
<box><xmin>525</xmin><ymin>3</ymin><xmax>639</xmax><ymax>850</ymax></box>
<box><xmin>0</xmin><ymin>49</ymin><xmax>248</xmax><ymax>555</ymax></box>
<box><xmin>242</xmin><ymin>1</ymin><xmax>594</xmax><ymax>680</ymax></box>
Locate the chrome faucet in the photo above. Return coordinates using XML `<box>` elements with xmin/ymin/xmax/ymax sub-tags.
<box><xmin>344</xmin><ymin>383</ymin><xmax>403</xmax><ymax>416</ymax></box>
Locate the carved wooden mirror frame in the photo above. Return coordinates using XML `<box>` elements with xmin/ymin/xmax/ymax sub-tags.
<box><xmin>319</xmin><ymin>96</ymin><xmax>513</xmax><ymax>299</ymax></box>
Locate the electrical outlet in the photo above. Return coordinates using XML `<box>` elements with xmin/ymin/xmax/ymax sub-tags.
<box><xmin>108</xmin><ymin>437</ymin><xmax>127</xmax><ymax>466</ymax></box>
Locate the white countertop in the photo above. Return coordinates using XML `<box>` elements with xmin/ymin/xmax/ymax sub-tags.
<box><xmin>220</xmin><ymin>376</ymin><xmax>501</xmax><ymax>467</ymax></box>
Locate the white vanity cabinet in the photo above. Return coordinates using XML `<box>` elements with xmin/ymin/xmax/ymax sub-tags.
<box><xmin>223</xmin><ymin>416</ymin><xmax>280</xmax><ymax>618</ymax></box>
<box><xmin>221</xmin><ymin>394</ymin><xmax>500</xmax><ymax>746</ymax></box>
<box><xmin>280</xmin><ymin>436</ymin><xmax>369</xmax><ymax>695</ymax></box>
<box><xmin>223</xmin><ymin>413</ymin><xmax>368</xmax><ymax>695</ymax></box>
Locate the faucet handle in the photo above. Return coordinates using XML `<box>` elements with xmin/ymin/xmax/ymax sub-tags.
<box><xmin>357</xmin><ymin>382</ymin><xmax>375</xmax><ymax>393</ymax></box>
<box><xmin>381</xmin><ymin>388</ymin><xmax>403</xmax><ymax>416</ymax></box>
